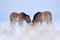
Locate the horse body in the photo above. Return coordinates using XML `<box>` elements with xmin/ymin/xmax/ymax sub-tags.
<box><xmin>41</xmin><ymin>11</ymin><xmax>52</xmax><ymax>22</ymax></box>
<box><xmin>32</xmin><ymin>11</ymin><xmax>52</xmax><ymax>25</ymax></box>
<box><xmin>10</xmin><ymin>12</ymin><xmax>31</xmax><ymax>26</ymax></box>
<box><xmin>10</xmin><ymin>12</ymin><xmax>19</xmax><ymax>22</ymax></box>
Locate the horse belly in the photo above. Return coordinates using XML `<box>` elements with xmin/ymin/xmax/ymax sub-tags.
<box><xmin>13</xmin><ymin>17</ymin><xmax>19</xmax><ymax>22</ymax></box>
<box><xmin>41</xmin><ymin>16</ymin><xmax>50</xmax><ymax>22</ymax></box>
<box><xmin>16</xmin><ymin>17</ymin><xmax>19</xmax><ymax>21</ymax></box>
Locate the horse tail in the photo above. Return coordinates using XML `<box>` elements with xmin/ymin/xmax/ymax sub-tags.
<box><xmin>49</xmin><ymin>12</ymin><xmax>52</xmax><ymax>21</ymax></box>
<box><xmin>48</xmin><ymin>11</ymin><xmax>52</xmax><ymax>24</ymax></box>
<box><xmin>10</xmin><ymin>12</ymin><xmax>16</xmax><ymax>22</ymax></box>
<box><xmin>10</xmin><ymin>13</ymin><xmax>13</xmax><ymax>22</ymax></box>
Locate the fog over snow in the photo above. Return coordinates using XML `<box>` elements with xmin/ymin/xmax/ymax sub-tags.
<box><xmin>0</xmin><ymin>23</ymin><xmax>60</xmax><ymax>40</ymax></box>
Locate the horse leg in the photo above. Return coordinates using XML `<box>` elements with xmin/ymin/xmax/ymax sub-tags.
<box><xmin>19</xmin><ymin>22</ymin><xmax>23</xmax><ymax>26</ymax></box>
<box><xmin>10</xmin><ymin>21</ymin><xmax>12</xmax><ymax>26</ymax></box>
<box><xmin>13</xmin><ymin>21</ymin><xmax>16</xmax><ymax>27</ymax></box>
<box><xmin>10</xmin><ymin>21</ymin><xmax>16</xmax><ymax>32</ymax></box>
<box><xmin>40</xmin><ymin>20</ymin><xmax>42</xmax><ymax>25</ymax></box>
<box><xmin>47</xmin><ymin>21</ymin><xmax>49</xmax><ymax>24</ymax></box>
<box><xmin>47</xmin><ymin>20</ymin><xmax>53</xmax><ymax>25</ymax></box>
<box><xmin>50</xmin><ymin>20</ymin><xmax>53</xmax><ymax>25</ymax></box>
<box><xmin>10</xmin><ymin>19</ymin><xmax>16</xmax><ymax>26</ymax></box>
<box><xmin>10</xmin><ymin>21</ymin><xmax>16</xmax><ymax>29</ymax></box>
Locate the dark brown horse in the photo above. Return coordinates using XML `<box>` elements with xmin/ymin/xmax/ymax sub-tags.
<box><xmin>10</xmin><ymin>12</ymin><xmax>31</xmax><ymax>26</ymax></box>
<box><xmin>32</xmin><ymin>11</ymin><xmax>52</xmax><ymax>25</ymax></box>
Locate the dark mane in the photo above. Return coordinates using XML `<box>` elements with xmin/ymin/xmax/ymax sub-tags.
<box><xmin>20</xmin><ymin>12</ymin><xmax>28</xmax><ymax>17</ymax></box>
<box><xmin>32</xmin><ymin>12</ymin><xmax>41</xmax><ymax>22</ymax></box>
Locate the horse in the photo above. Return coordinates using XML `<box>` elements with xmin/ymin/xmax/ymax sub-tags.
<box><xmin>10</xmin><ymin>12</ymin><xmax>31</xmax><ymax>26</ymax></box>
<box><xmin>32</xmin><ymin>11</ymin><xmax>52</xmax><ymax>25</ymax></box>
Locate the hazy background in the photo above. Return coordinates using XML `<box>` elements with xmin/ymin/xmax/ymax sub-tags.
<box><xmin>0</xmin><ymin>0</ymin><xmax>60</xmax><ymax>24</ymax></box>
<box><xmin>0</xmin><ymin>0</ymin><xmax>60</xmax><ymax>40</ymax></box>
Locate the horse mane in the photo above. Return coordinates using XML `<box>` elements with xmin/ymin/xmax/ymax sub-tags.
<box><xmin>20</xmin><ymin>12</ymin><xmax>28</xmax><ymax>17</ymax></box>
<box><xmin>32</xmin><ymin>12</ymin><xmax>41</xmax><ymax>22</ymax></box>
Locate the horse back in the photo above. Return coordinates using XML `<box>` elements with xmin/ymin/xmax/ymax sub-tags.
<box><xmin>41</xmin><ymin>11</ymin><xmax>52</xmax><ymax>21</ymax></box>
<box><xmin>10</xmin><ymin>12</ymin><xmax>19</xmax><ymax>21</ymax></box>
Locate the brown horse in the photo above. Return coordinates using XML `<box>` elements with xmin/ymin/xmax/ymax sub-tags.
<box><xmin>32</xmin><ymin>11</ymin><xmax>52</xmax><ymax>25</ymax></box>
<box><xmin>10</xmin><ymin>12</ymin><xmax>31</xmax><ymax>26</ymax></box>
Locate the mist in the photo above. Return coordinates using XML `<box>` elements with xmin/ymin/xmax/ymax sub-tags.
<box><xmin>0</xmin><ymin>23</ymin><xmax>60</xmax><ymax>40</ymax></box>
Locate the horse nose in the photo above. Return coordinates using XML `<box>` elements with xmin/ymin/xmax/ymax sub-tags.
<box><xmin>29</xmin><ymin>22</ymin><xmax>32</xmax><ymax>25</ymax></box>
<box><xmin>30</xmin><ymin>21</ymin><xmax>31</xmax><ymax>23</ymax></box>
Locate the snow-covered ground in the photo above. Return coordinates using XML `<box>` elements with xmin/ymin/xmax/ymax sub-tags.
<box><xmin>0</xmin><ymin>23</ymin><xmax>60</xmax><ymax>40</ymax></box>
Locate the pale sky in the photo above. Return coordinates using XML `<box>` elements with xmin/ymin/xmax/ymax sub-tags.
<box><xmin>0</xmin><ymin>0</ymin><xmax>60</xmax><ymax>24</ymax></box>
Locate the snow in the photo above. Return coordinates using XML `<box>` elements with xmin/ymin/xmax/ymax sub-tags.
<box><xmin>0</xmin><ymin>23</ymin><xmax>60</xmax><ymax>40</ymax></box>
